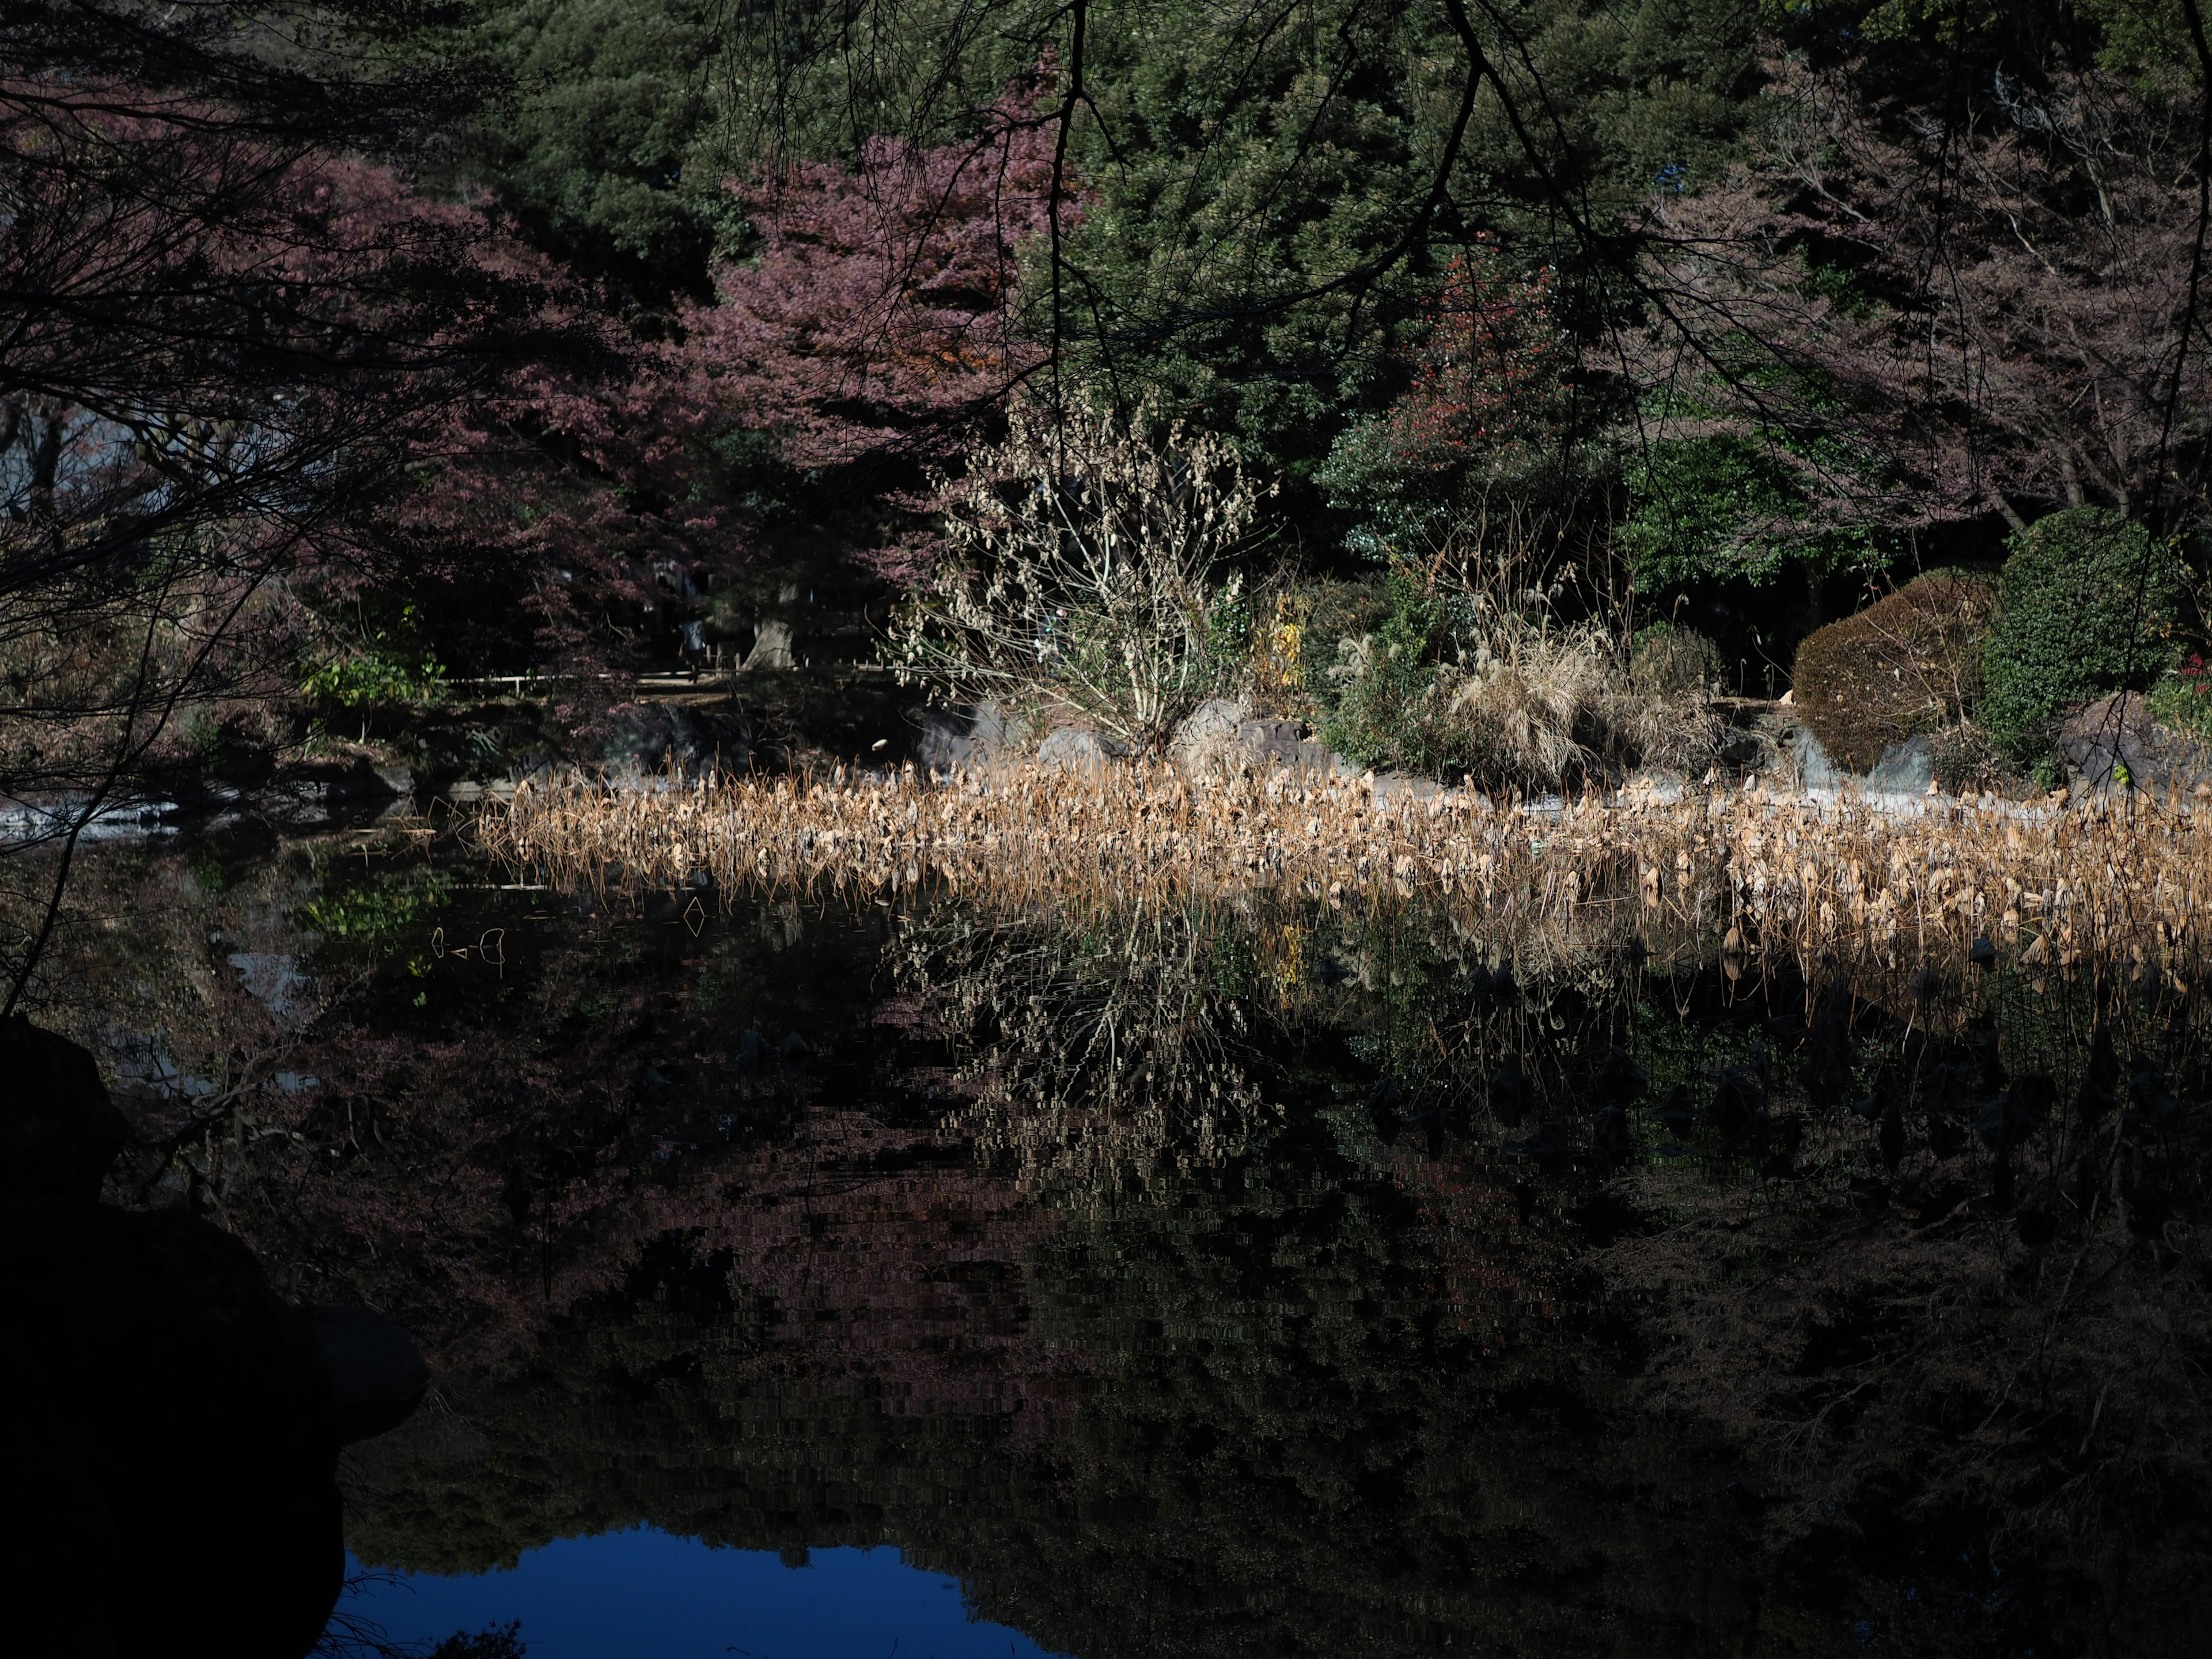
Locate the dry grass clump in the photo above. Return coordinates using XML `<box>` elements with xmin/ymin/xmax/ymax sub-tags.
<box><xmin>478</xmin><ymin>760</ymin><xmax>2212</xmax><ymax>974</ymax></box>
<box><xmin>1317</xmin><ymin>605</ymin><xmax>1719</xmax><ymax>791</ymax></box>
<box><xmin>1429</xmin><ymin>612</ymin><xmax>1719</xmax><ymax>787</ymax></box>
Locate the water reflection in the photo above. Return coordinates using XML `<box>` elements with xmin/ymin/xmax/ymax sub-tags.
<box><xmin>20</xmin><ymin>825</ymin><xmax>2212</xmax><ymax>1656</ymax></box>
<box><xmin>338</xmin><ymin>1535</ymin><xmax>1057</xmax><ymax>1658</ymax></box>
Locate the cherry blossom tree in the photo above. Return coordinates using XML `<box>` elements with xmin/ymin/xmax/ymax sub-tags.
<box><xmin>0</xmin><ymin>34</ymin><xmax>731</xmax><ymax>1002</ymax></box>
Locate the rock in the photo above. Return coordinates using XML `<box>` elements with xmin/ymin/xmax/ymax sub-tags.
<box><xmin>0</xmin><ymin>1014</ymin><xmax>129</xmax><ymax>1205</ymax></box>
<box><xmin>1371</xmin><ymin>771</ymin><xmax>1442</xmax><ymax>802</ymax></box>
<box><xmin>1167</xmin><ymin>697</ymin><xmax>1249</xmax><ymax>778</ymax></box>
<box><xmin>1036</xmin><ymin>727</ymin><xmax>1128</xmax><ymax>773</ymax></box>
<box><xmin>1234</xmin><ymin>717</ymin><xmax>1305</xmax><ymax>767</ymax></box>
<box><xmin>1622</xmin><ymin>771</ymin><xmax>1687</xmax><ymax>804</ymax></box>
<box><xmin>600</xmin><ymin>703</ymin><xmax>753</xmax><ymax>777</ymax></box>
<box><xmin>915</xmin><ymin>702</ymin><xmax>1022</xmax><ymax>774</ymax></box>
<box><xmin>317</xmin><ymin>760</ymin><xmax>402</xmax><ymax>802</ymax></box>
<box><xmin>1794</xmin><ymin>727</ymin><xmax>1933</xmax><ymax>795</ymax></box>
<box><xmin>741</xmin><ymin>618</ymin><xmax>796</xmax><ymax>671</ymax></box>
<box><xmin>1720</xmin><ymin>728</ymin><xmax>1769</xmax><ymax>769</ymax></box>
<box><xmin>0</xmin><ymin>1020</ymin><xmax>429</xmax><ymax>1655</ymax></box>
<box><xmin>1866</xmin><ymin>734</ymin><xmax>1937</xmax><ymax>794</ymax></box>
<box><xmin>3</xmin><ymin>1202</ymin><xmax>344</xmax><ymax>1658</ymax></box>
<box><xmin>312</xmin><ymin>1305</ymin><xmax>432</xmax><ymax>1445</ymax></box>
<box><xmin>2058</xmin><ymin>692</ymin><xmax>2211</xmax><ymax>793</ymax></box>
<box><xmin>1233</xmin><ymin>718</ymin><xmax>1341</xmax><ymax>774</ymax></box>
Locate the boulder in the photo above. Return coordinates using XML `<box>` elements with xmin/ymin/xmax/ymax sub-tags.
<box><xmin>315</xmin><ymin>759</ymin><xmax>404</xmax><ymax>804</ymax></box>
<box><xmin>1867</xmin><ymin>734</ymin><xmax>1937</xmax><ymax>794</ymax></box>
<box><xmin>0</xmin><ymin>1020</ymin><xmax>431</xmax><ymax>1656</ymax></box>
<box><xmin>1371</xmin><ymin>771</ymin><xmax>1442</xmax><ymax>803</ymax></box>
<box><xmin>1037</xmin><ymin>727</ymin><xmax>1128</xmax><ymax>773</ymax></box>
<box><xmin>1719</xmin><ymin>729</ymin><xmax>1769</xmax><ymax>770</ymax></box>
<box><xmin>1793</xmin><ymin>728</ymin><xmax>1936</xmax><ymax>795</ymax></box>
<box><xmin>2</xmin><ymin>1202</ymin><xmax>344</xmax><ymax>1658</ymax></box>
<box><xmin>1621</xmin><ymin>771</ymin><xmax>1687</xmax><ymax>805</ymax></box>
<box><xmin>312</xmin><ymin>1305</ymin><xmax>433</xmax><ymax>1445</ymax></box>
<box><xmin>599</xmin><ymin>703</ymin><xmax>753</xmax><ymax>777</ymax></box>
<box><xmin>741</xmin><ymin>618</ymin><xmax>796</xmax><ymax>672</ymax></box>
<box><xmin>0</xmin><ymin>1014</ymin><xmax>129</xmax><ymax>1206</ymax></box>
<box><xmin>2058</xmin><ymin>693</ymin><xmax>2212</xmax><ymax>793</ymax></box>
<box><xmin>915</xmin><ymin>702</ymin><xmax>1022</xmax><ymax>774</ymax></box>
<box><xmin>1233</xmin><ymin>718</ymin><xmax>1341</xmax><ymax>774</ymax></box>
<box><xmin>1166</xmin><ymin>697</ymin><xmax>1249</xmax><ymax>778</ymax></box>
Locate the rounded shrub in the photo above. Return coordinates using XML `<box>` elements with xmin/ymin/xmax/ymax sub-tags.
<box><xmin>1792</xmin><ymin>574</ymin><xmax>1998</xmax><ymax>772</ymax></box>
<box><xmin>1981</xmin><ymin>507</ymin><xmax>2184</xmax><ymax>762</ymax></box>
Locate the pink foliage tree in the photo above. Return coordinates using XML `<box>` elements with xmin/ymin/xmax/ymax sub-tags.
<box><xmin>391</xmin><ymin>275</ymin><xmax>749</xmax><ymax>688</ymax></box>
<box><xmin>680</xmin><ymin>74</ymin><xmax>1074</xmax><ymax>582</ymax></box>
<box><xmin>1626</xmin><ymin>54</ymin><xmax>2212</xmax><ymax>537</ymax></box>
<box><xmin>0</xmin><ymin>66</ymin><xmax>734</xmax><ymax>736</ymax></box>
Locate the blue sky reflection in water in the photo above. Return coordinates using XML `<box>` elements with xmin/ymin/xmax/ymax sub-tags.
<box><xmin>340</xmin><ymin>1531</ymin><xmax>1059</xmax><ymax>1659</ymax></box>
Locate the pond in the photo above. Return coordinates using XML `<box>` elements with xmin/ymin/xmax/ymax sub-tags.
<box><xmin>26</xmin><ymin>813</ymin><xmax>2212</xmax><ymax>1658</ymax></box>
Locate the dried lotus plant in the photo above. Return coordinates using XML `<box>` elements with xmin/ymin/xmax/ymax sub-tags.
<box><xmin>482</xmin><ymin>758</ymin><xmax>2212</xmax><ymax>980</ymax></box>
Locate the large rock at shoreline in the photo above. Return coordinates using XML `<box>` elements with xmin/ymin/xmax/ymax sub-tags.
<box><xmin>1234</xmin><ymin>718</ymin><xmax>1344</xmax><ymax>775</ymax></box>
<box><xmin>1167</xmin><ymin>698</ymin><xmax>1249</xmax><ymax>778</ymax></box>
<box><xmin>915</xmin><ymin>702</ymin><xmax>1023</xmax><ymax>774</ymax></box>
<box><xmin>0</xmin><ymin>1014</ymin><xmax>128</xmax><ymax>1206</ymax></box>
<box><xmin>2058</xmin><ymin>693</ymin><xmax>2211</xmax><ymax>793</ymax></box>
<box><xmin>1793</xmin><ymin>728</ymin><xmax>1936</xmax><ymax>794</ymax></box>
<box><xmin>1</xmin><ymin>1020</ymin><xmax>430</xmax><ymax>1657</ymax></box>
<box><xmin>1037</xmin><ymin>727</ymin><xmax>1128</xmax><ymax>773</ymax></box>
<box><xmin>599</xmin><ymin>703</ymin><xmax>753</xmax><ymax>777</ymax></box>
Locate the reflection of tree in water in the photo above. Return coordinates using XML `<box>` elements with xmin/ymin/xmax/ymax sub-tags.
<box><xmin>887</xmin><ymin>897</ymin><xmax>1279</xmax><ymax>1192</ymax></box>
<box><xmin>25</xmin><ymin>838</ymin><xmax>2212</xmax><ymax>1653</ymax></box>
<box><xmin>1599</xmin><ymin>955</ymin><xmax>2212</xmax><ymax>1654</ymax></box>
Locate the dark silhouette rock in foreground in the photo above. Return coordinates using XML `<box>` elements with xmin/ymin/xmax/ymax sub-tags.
<box><xmin>314</xmin><ymin>1303</ymin><xmax>433</xmax><ymax>1444</ymax></box>
<box><xmin>0</xmin><ymin>1018</ymin><xmax>428</xmax><ymax>1658</ymax></box>
<box><xmin>0</xmin><ymin>1013</ymin><xmax>130</xmax><ymax>1203</ymax></box>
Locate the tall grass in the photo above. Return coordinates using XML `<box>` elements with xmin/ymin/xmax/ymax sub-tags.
<box><xmin>476</xmin><ymin>762</ymin><xmax>2212</xmax><ymax>975</ymax></box>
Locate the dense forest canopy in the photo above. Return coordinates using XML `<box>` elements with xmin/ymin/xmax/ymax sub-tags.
<box><xmin>331</xmin><ymin>1</ymin><xmax>2212</xmax><ymax>587</ymax></box>
<box><xmin>452</xmin><ymin>0</ymin><xmax>2212</xmax><ymax>726</ymax></box>
<box><xmin>9</xmin><ymin>0</ymin><xmax>2207</xmax><ymax>635</ymax></box>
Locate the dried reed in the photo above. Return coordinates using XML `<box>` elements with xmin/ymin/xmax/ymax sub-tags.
<box><xmin>476</xmin><ymin>762</ymin><xmax>2212</xmax><ymax>973</ymax></box>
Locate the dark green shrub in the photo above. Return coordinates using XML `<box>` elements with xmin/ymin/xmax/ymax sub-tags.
<box><xmin>1616</xmin><ymin>434</ymin><xmax>1884</xmax><ymax>590</ymax></box>
<box><xmin>1981</xmin><ymin>507</ymin><xmax>2184</xmax><ymax>762</ymax></box>
<box><xmin>1791</xmin><ymin>574</ymin><xmax>1998</xmax><ymax>771</ymax></box>
<box><xmin>1315</xmin><ymin>575</ymin><xmax>1474</xmax><ymax>772</ymax></box>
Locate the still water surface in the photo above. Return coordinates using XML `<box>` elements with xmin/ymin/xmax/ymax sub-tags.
<box><xmin>38</xmin><ymin>823</ymin><xmax>2212</xmax><ymax>1657</ymax></box>
<box><xmin>340</xmin><ymin>1534</ymin><xmax>1055</xmax><ymax>1657</ymax></box>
